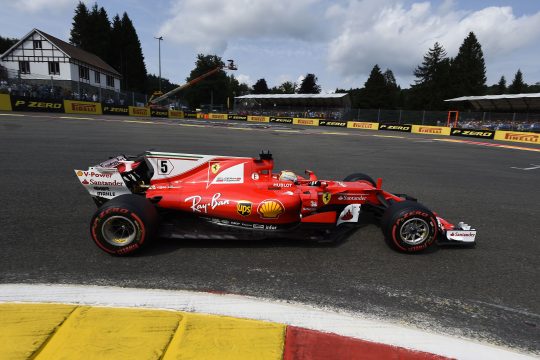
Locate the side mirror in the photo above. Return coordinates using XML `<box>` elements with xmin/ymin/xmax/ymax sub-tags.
<box><xmin>305</xmin><ymin>170</ymin><xmax>317</xmax><ymax>181</ymax></box>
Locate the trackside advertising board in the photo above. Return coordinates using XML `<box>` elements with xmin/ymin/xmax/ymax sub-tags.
<box><xmin>229</xmin><ymin>114</ymin><xmax>248</xmax><ymax>121</ymax></box>
<box><xmin>151</xmin><ymin>109</ymin><xmax>169</xmax><ymax>118</ymax></box>
<box><xmin>208</xmin><ymin>113</ymin><xmax>228</xmax><ymax>120</ymax></box>
<box><xmin>168</xmin><ymin>110</ymin><xmax>184</xmax><ymax>119</ymax></box>
<box><xmin>270</xmin><ymin>117</ymin><xmax>293</xmax><ymax>124</ymax></box>
<box><xmin>379</xmin><ymin>124</ymin><xmax>412</xmax><ymax>132</ymax></box>
<box><xmin>451</xmin><ymin>128</ymin><xmax>495</xmax><ymax>139</ymax></box>
<box><xmin>11</xmin><ymin>96</ymin><xmax>64</xmax><ymax>112</ymax></box>
<box><xmin>411</xmin><ymin>125</ymin><xmax>451</xmax><ymax>136</ymax></box>
<box><xmin>319</xmin><ymin>120</ymin><xmax>347</xmax><ymax>127</ymax></box>
<box><xmin>64</xmin><ymin>100</ymin><xmax>102</xmax><ymax>115</ymax></box>
<box><xmin>494</xmin><ymin>130</ymin><xmax>539</xmax><ymax>144</ymax></box>
<box><xmin>347</xmin><ymin>121</ymin><xmax>379</xmax><ymax>130</ymax></box>
<box><xmin>293</xmin><ymin>118</ymin><xmax>320</xmax><ymax>126</ymax></box>
<box><xmin>0</xmin><ymin>94</ymin><xmax>12</xmax><ymax>111</ymax></box>
<box><xmin>129</xmin><ymin>106</ymin><xmax>150</xmax><ymax>117</ymax></box>
<box><xmin>247</xmin><ymin>115</ymin><xmax>269</xmax><ymax>123</ymax></box>
<box><xmin>102</xmin><ymin>104</ymin><xmax>129</xmax><ymax>115</ymax></box>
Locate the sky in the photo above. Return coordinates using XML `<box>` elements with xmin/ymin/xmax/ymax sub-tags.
<box><xmin>1</xmin><ymin>0</ymin><xmax>539</xmax><ymax>93</ymax></box>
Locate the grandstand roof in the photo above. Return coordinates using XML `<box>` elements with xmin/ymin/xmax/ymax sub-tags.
<box><xmin>445</xmin><ymin>93</ymin><xmax>540</xmax><ymax>111</ymax></box>
<box><xmin>235</xmin><ymin>93</ymin><xmax>351</xmax><ymax>108</ymax></box>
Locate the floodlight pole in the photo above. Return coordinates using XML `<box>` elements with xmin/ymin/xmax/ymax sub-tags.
<box><xmin>154</xmin><ymin>36</ymin><xmax>163</xmax><ymax>92</ymax></box>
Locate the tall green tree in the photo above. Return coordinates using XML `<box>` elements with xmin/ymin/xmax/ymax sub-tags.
<box><xmin>69</xmin><ymin>2</ymin><xmax>89</xmax><ymax>47</ymax></box>
<box><xmin>508</xmin><ymin>69</ymin><xmax>525</xmax><ymax>94</ymax></box>
<box><xmin>410</xmin><ymin>42</ymin><xmax>452</xmax><ymax>110</ymax></box>
<box><xmin>450</xmin><ymin>32</ymin><xmax>486</xmax><ymax>96</ymax></box>
<box><xmin>278</xmin><ymin>81</ymin><xmax>296</xmax><ymax>94</ymax></box>
<box><xmin>252</xmin><ymin>78</ymin><xmax>269</xmax><ymax>94</ymax></box>
<box><xmin>116</xmin><ymin>12</ymin><xmax>147</xmax><ymax>92</ymax></box>
<box><xmin>184</xmin><ymin>54</ymin><xmax>227</xmax><ymax>108</ymax></box>
<box><xmin>496</xmin><ymin>76</ymin><xmax>507</xmax><ymax>94</ymax></box>
<box><xmin>298</xmin><ymin>73</ymin><xmax>321</xmax><ymax>94</ymax></box>
<box><xmin>360</xmin><ymin>65</ymin><xmax>387</xmax><ymax>108</ymax></box>
<box><xmin>0</xmin><ymin>35</ymin><xmax>18</xmax><ymax>54</ymax></box>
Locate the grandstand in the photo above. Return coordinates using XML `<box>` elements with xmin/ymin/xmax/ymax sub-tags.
<box><xmin>234</xmin><ymin>93</ymin><xmax>351</xmax><ymax>120</ymax></box>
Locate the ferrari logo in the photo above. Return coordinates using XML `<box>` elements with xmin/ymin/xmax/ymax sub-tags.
<box><xmin>211</xmin><ymin>163</ymin><xmax>220</xmax><ymax>174</ymax></box>
<box><xmin>322</xmin><ymin>192</ymin><xmax>331</xmax><ymax>205</ymax></box>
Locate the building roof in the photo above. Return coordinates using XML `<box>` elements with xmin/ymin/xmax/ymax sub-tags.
<box><xmin>235</xmin><ymin>93</ymin><xmax>351</xmax><ymax>107</ymax></box>
<box><xmin>445</xmin><ymin>93</ymin><xmax>540</xmax><ymax>111</ymax></box>
<box><xmin>1</xmin><ymin>28</ymin><xmax>121</xmax><ymax>77</ymax></box>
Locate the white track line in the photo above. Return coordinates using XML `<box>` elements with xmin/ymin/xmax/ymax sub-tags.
<box><xmin>0</xmin><ymin>284</ymin><xmax>535</xmax><ymax>360</ymax></box>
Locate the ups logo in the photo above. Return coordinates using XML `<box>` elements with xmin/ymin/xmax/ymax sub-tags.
<box><xmin>237</xmin><ymin>201</ymin><xmax>252</xmax><ymax>216</ymax></box>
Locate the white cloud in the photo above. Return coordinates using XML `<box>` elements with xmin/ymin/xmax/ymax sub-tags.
<box><xmin>10</xmin><ymin>0</ymin><xmax>80</xmax><ymax>12</ymax></box>
<box><xmin>235</xmin><ymin>73</ymin><xmax>253</xmax><ymax>86</ymax></box>
<box><xmin>158</xmin><ymin>0</ymin><xmax>324</xmax><ymax>53</ymax></box>
<box><xmin>326</xmin><ymin>0</ymin><xmax>540</xmax><ymax>85</ymax></box>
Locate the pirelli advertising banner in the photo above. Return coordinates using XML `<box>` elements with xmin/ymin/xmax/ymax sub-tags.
<box><xmin>208</xmin><ymin>113</ymin><xmax>228</xmax><ymax>120</ymax></box>
<box><xmin>411</xmin><ymin>125</ymin><xmax>451</xmax><ymax>136</ymax></box>
<box><xmin>11</xmin><ymin>96</ymin><xmax>64</xmax><ymax>112</ymax></box>
<box><xmin>150</xmin><ymin>109</ymin><xmax>169</xmax><ymax>118</ymax></box>
<box><xmin>229</xmin><ymin>114</ymin><xmax>248</xmax><ymax>121</ymax></box>
<box><xmin>270</xmin><ymin>117</ymin><xmax>293</xmax><ymax>124</ymax></box>
<box><xmin>168</xmin><ymin>110</ymin><xmax>184</xmax><ymax>119</ymax></box>
<box><xmin>0</xmin><ymin>94</ymin><xmax>12</xmax><ymax>111</ymax></box>
<box><xmin>102</xmin><ymin>104</ymin><xmax>129</xmax><ymax>116</ymax></box>
<box><xmin>128</xmin><ymin>106</ymin><xmax>150</xmax><ymax>117</ymax></box>
<box><xmin>64</xmin><ymin>100</ymin><xmax>102</xmax><ymax>115</ymax></box>
<box><xmin>494</xmin><ymin>130</ymin><xmax>540</xmax><ymax>144</ymax></box>
<box><xmin>451</xmin><ymin>128</ymin><xmax>495</xmax><ymax>139</ymax></box>
<box><xmin>247</xmin><ymin>115</ymin><xmax>269</xmax><ymax>123</ymax></box>
<box><xmin>293</xmin><ymin>118</ymin><xmax>320</xmax><ymax>126</ymax></box>
<box><xmin>184</xmin><ymin>111</ymin><xmax>197</xmax><ymax>119</ymax></box>
<box><xmin>379</xmin><ymin>124</ymin><xmax>412</xmax><ymax>132</ymax></box>
<box><xmin>319</xmin><ymin>120</ymin><xmax>347</xmax><ymax>127</ymax></box>
<box><xmin>347</xmin><ymin>121</ymin><xmax>379</xmax><ymax>130</ymax></box>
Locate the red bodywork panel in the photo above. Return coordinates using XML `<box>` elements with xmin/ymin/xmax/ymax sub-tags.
<box><xmin>143</xmin><ymin>155</ymin><xmax>399</xmax><ymax>226</ymax></box>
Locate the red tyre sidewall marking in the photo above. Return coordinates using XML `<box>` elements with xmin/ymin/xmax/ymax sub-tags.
<box><xmin>91</xmin><ymin>208</ymin><xmax>146</xmax><ymax>255</ymax></box>
<box><xmin>392</xmin><ymin>211</ymin><xmax>437</xmax><ymax>252</ymax></box>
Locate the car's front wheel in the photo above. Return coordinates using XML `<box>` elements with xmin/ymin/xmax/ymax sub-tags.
<box><xmin>380</xmin><ymin>200</ymin><xmax>438</xmax><ymax>253</ymax></box>
<box><xmin>90</xmin><ymin>194</ymin><xmax>158</xmax><ymax>255</ymax></box>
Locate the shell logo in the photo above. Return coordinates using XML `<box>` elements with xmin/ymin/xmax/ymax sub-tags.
<box><xmin>257</xmin><ymin>199</ymin><xmax>285</xmax><ymax>219</ymax></box>
<box><xmin>77</xmin><ymin>170</ymin><xmax>83</xmax><ymax>177</ymax></box>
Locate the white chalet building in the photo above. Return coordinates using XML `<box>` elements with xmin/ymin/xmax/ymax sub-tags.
<box><xmin>0</xmin><ymin>28</ymin><xmax>121</xmax><ymax>100</ymax></box>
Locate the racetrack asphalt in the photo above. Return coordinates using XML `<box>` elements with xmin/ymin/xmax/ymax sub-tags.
<box><xmin>1</xmin><ymin>112</ymin><xmax>539</xmax><ymax>354</ymax></box>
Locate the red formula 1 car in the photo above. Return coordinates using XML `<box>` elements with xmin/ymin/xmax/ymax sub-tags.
<box><xmin>75</xmin><ymin>151</ymin><xmax>476</xmax><ymax>255</ymax></box>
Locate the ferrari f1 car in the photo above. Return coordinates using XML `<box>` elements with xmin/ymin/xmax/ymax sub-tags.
<box><xmin>75</xmin><ymin>151</ymin><xmax>476</xmax><ymax>255</ymax></box>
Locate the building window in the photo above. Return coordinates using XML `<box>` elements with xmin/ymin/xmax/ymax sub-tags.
<box><xmin>19</xmin><ymin>61</ymin><xmax>30</xmax><ymax>74</ymax></box>
<box><xmin>48</xmin><ymin>61</ymin><xmax>60</xmax><ymax>75</ymax></box>
<box><xmin>33</xmin><ymin>40</ymin><xmax>42</xmax><ymax>49</ymax></box>
<box><xmin>94</xmin><ymin>71</ymin><xmax>101</xmax><ymax>83</ymax></box>
<box><xmin>79</xmin><ymin>66</ymin><xmax>89</xmax><ymax>80</ymax></box>
<box><xmin>106</xmin><ymin>75</ymin><xmax>115</xmax><ymax>87</ymax></box>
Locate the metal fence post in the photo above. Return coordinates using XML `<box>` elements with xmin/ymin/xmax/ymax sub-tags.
<box><xmin>422</xmin><ymin>110</ymin><xmax>425</xmax><ymax>125</ymax></box>
<box><xmin>399</xmin><ymin>109</ymin><xmax>402</xmax><ymax>124</ymax></box>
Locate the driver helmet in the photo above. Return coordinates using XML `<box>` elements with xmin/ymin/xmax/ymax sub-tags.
<box><xmin>279</xmin><ymin>170</ymin><xmax>297</xmax><ymax>182</ymax></box>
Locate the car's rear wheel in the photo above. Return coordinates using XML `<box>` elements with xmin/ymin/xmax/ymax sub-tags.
<box><xmin>90</xmin><ymin>194</ymin><xmax>158</xmax><ymax>255</ymax></box>
<box><xmin>381</xmin><ymin>200</ymin><xmax>437</xmax><ymax>253</ymax></box>
<box><xmin>343</xmin><ymin>173</ymin><xmax>376</xmax><ymax>186</ymax></box>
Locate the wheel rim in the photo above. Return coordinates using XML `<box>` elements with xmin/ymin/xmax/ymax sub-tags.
<box><xmin>399</xmin><ymin>218</ymin><xmax>430</xmax><ymax>245</ymax></box>
<box><xmin>101</xmin><ymin>215</ymin><xmax>137</xmax><ymax>246</ymax></box>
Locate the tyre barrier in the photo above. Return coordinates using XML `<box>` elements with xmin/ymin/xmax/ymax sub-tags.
<box><xmin>0</xmin><ymin>93</ymin><xmax>538</xmax><ymax>145</ymax></box>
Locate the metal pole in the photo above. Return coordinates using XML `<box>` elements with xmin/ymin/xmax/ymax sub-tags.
<box><xmin>154</xmin><ymin>36</ymin><xmax>163</xmax><ymax>92</ymax></box>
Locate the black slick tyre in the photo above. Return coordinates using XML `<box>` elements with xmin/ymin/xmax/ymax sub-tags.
<box><xmin>90</xmin><ymin>194</ymin><xmax>158</xmax><ymax>255</ymax></box>
<box><xmin>380</xmin><ymin>200</ymin><xmax>437</xmax><ymax>253</ymax></box>
<box><xmin>343</xmin><ymin>173</ymin><xmax>376</xmax><ymax>186</ymax></box>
